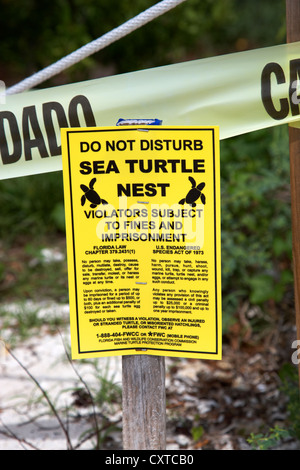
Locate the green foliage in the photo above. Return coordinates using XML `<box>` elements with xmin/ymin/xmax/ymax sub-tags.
<box><xmin>0</xmin><ymin>171</ymin><xmax>65</xmax><ymax>240</ymax></box>
<box><xmin>0</xmin><ymin>301</ymin><xmax>67</xmax><ymax>344</ymax></box>
<box><xmin>191</xmin><ymin>424</ymin><xmax>204</xmax><ymax>442</ymax></box>
<box><xmin>248</xmin><ymin>425</ymin><xmax>290</xmax><ymax>450</ymax></box>
<box><xmin>81</xmin><ymin>358</ymin><xmax>122</xmax><ymax>410</ymax></box>
<box><xmin>279</xmin><ymin>364</ymin><xmax>300</xmax><ymax>440</ymax></box>
<box><xmin>220</xmin><ymin>125</ymin><xmax>293</xmax><ymax>323</ymax></box>
<box><xmin>248</xmin><ymin>364</ymin><xmax>300</xmax><ymax>450</ymax></box>
<box><xmin>0</xmin><ymin>0</ymin><xmax>285</xmax><ymax>86</ymax></box>
<box><xmin>94</xmin><ymin>375</ymin><xmax>122</xmax><ymax>408</ymax></box>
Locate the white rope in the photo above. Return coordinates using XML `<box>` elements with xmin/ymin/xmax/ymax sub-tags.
<box><xmin>6</xmin><ymin>0</ymin><xmax>187</xmax><ymax>95</ymax></box>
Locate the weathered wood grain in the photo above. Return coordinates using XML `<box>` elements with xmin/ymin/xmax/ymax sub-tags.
<box><xmin>122</xmin><ymin>355</ymin><xmax>166</xmax><ymax>449</ymax></box>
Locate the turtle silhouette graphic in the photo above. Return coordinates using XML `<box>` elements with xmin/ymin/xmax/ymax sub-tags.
<box><xmin>80</xmin><ymin>178</ymin><xmax>108</xmax><ymax>208</ymax></box>
<box><xmin>179</xmin><ymin>176</ymin><xmax>206</xmax><ymax>207</ymax></box>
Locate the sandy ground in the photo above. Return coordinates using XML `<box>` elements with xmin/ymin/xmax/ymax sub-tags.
<box><xmin>1</xmin><ymin>300</ymin><xmax>300</xmax><ymax>451</ymax></box>
<box><xmin>0</xmin><ymin>303</ymin><xmax>123</xmax><ymax>450</ymax></box>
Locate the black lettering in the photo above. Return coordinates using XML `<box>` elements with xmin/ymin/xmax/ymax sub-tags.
<box><xmin>125</xmin><ymin>160</ymin><xmax>137</xmax><ymax>173</ymax></box>
<box><xmin>80</xmin><ymin>159</ymin><xmax>119</xmax><ymax>174</ymax></box>
<box><xmin>1</xmin><ymin>94</ymin><xmax>96</xmax><ymax>167</ymax></box>
<box><xmin>117</xmin><ymin>183</ymin><xmax>130</xmax><ymax>196</ymax></box>
<box><xmin>106</xmin><ymin>160</ymin><xmax>119</xmax><ymax>173</ymax></box>
<box><xmin>22</xmin><ymin>106</ymin><xmax>49</xmax><ymax>160</ymax></box>
<box><xmin>105</xmin><ymin>139</ymin><xmax>135</xmax><ymax>151</ymax></box>
<box><xmin>106</xmin><ymin>141</ymin><xmax>115</xmax><ymax>151</ymax></box>
<box><xmin>261</xmin><ymin>62</ymin><xmax>289</xmax><ymax>120</ymax></box>
<box><xmin>139</xmin><ymin>160</ymin><xmax>152</xmax><ymax>173</ymax></box>
<box><xmin>194</xmin><ymin>159</ymin><xmax>205</xmax><ymax>172</ymax></box>
<box><xmin>93</xmin><ymin>161</ymin><xmax>105</xmax><ymax>173</ymax></box>
<box><xmin>181</xmin><ymin>160</ymin><xmax>193</xmax><ymax>172</ymax></box>
<box><xmin>117</xmin><ymin>182</ymin><xmax>170</xmax><ymax>197</ymax></box>
<box><xmin>42</xmin><ymin>101</ymin><xmax>68</xmax><ymax>156</ymax></box>
<box><xmin>164</xmin><ymin>139</ymin><xmax>171</xmax><ymax>150</ymax></box>
<box><xmin>140</xmin><ymin>140</ymin><xmax>150</xmax><ymax>150</ymax></box>
<box><xmin>167</xmin><ymin>159</ymin><xmax>180</xmax><ymax>171</ymax></box>
<box><xmin>154</xmin><ymin>160</ymin><xmax>167</xmax><ymax>172</ymax></box>
<box><xmin>80</xmin><ymin>161</ymin><xmax>92</xmax><ymax>174</ymax></box>
<box><xmin>145</xmin><ymin>182</ymin><xmax>156</xmax><ymax>196</ymax></box>
<box><xmin>157</xmin><ymin>183</ymin><xmax>170</xmax><ymax>196</ymax></box>
<box><xmin>116</xmin><ymin>140</ymin><xmax>126</xmax><ymax>151</ymax></box>
<box><xmin>91</xmin><ymin>141</ymin><xmax>101</xmax><ymax>151</ymax></box>
<box><xmin>80</xmin><ymin>142</ymin><xmax>89</xmax><ymax>152</ymax></box>
<box><xmin>194</xmin><ymin>140</ymin><xmax>203</xmax><ymax>150</ymax></box>
<box><xmin>154</xmin><ymin>139</ymin><xmax>163</xmax><ymax>150</ymax></box>
<box><xmin>132</xmin><ymin>183</ymin><xmax>144</xmax><ymax>196</ymax></box>
<box><xmin>183</xmin><ymin>140</ymin><xmax>193</xmax><ymax>150</ymax></box>
<box><xmin>68</xmin><ymin>95</ymin><xmax>96</xmax><ymax>127</ymax></box>
<box><xmin>0</xmin><ymin>111</ymin><xmax>22</xmax><ymax>164</ymax></box>
<box><xmin>172</xmin><ymin>140</ymin><xmax>182</xmax><ymax>151</ymax></box>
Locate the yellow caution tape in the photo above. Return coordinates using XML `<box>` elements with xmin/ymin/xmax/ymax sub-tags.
<box><xmin>1</xmin><ymin>41</ymin><xmax>300</xmax><ymax>180</ymax></box>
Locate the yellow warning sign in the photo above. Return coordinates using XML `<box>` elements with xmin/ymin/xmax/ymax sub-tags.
<box><xmin>61</xmin><ymin>126</ymin><xmax>221</xmax><ymax>359</ymax></box>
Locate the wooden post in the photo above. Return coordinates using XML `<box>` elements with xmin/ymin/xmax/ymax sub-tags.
<box><xmin>117</xmin><ymin>119</ymin><xmax>166</xmax><ymax>450</ymax></box>
<box><xmin>286</xmin><ymin>0</ymin><xmax>300</xmax><ymax>386</ymax></box>
<box><xmin>122</xmin><ymin>355</ymin><xmax>166</xmax><ymax>449</ymax></box>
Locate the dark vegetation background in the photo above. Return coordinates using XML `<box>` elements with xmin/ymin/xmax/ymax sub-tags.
<box><xmin>0</xmin><ymin>0</ymin><xmax>299</xmax><ymax>449</ymax></box>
